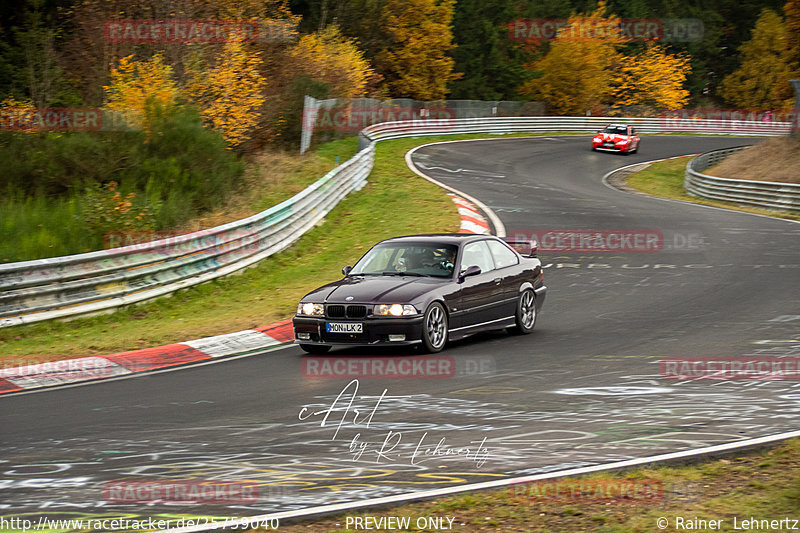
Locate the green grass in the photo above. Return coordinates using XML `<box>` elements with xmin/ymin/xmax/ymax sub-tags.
<box><xmin>626</xmin><ymin>157</ymin><xmax>800</xmax><ymax>221</ymax></box>
<box><xmin>0</xmin><ymin>195</ymin><xmax>98</xmax><ymax>262</ymax></box>
<box><xmin>0</xmin><ymin>136</ymin><xmax>459</xmax><ymax>360</ymax></box>
<box><xmin>9</xmin><ymin>130</ymin><xmax>762</xmax><ymax>360</ymax></box>
<box><xmin>0</xmin><ymin>131</ymin><xmax>592</xmax><ymax>360</ymax></box>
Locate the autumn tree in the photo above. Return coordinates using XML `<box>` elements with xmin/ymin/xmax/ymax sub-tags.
<box><xmin>375</xmin><ymin>0</ymin><xmax>460</xmax><ymax>100</ymax></box>
<box><xmin>285</xmin><ymin>26</ymin><xmax>374</xmax><ymax>98</ymax></box>
<box><xmin>104</xmin><ymin>53</ymin><xmax>179</xmax><ymax>131</ymax></box>
<box><xmin>518</xmin><ymin>3</ymin><xmax>624</xmax><ymax>115</ymax></box>
<box><xmin>185</xmin><ymin>38</ymin><xmax>267</xmax><ymax>147</ymax></box>
<box><xmin>719</xmin><ymin>9</ymin><xmax>793</xmax><ymax>109</ymax></box>
<box><xmin>782</xmin><ymin>0</ymin><xmax>800</xmax><ymax>99</ymax></box>
<box><xmin>610</xmin><ymin>43</ymin><xmax>691</xmax><ymax>111</ymax></box>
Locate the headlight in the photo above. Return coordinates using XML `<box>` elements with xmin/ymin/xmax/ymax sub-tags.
<box><xmin>616</xmin><ymin>139</ymin><xmax>630</xmax><ymax>145</ymax></box>
<box><xmin>297</xmin><ymin>302</ymin><xmax>324</xmax><ymax>316</ymax></box>
<box><xmin>374</xmin><ymin>304</ymin><xmax>418</xmax><ymax>316</ymax></box>
<box><xmin>593</xmin><ymin>137</ymin><xmax>602</xmax><ymax>142</ymax></box>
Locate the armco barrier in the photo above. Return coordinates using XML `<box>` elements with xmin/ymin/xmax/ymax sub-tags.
<box><xmin>0</xmin><ymin>115</ymin><xmax>792</xmax><ymax>328</ymax></box>
<box><xmin>358</xmin><ymin>115</ymin><xmax>791</xmax><ymax>149</ymax></box>
<box><xmin>685</xmin><ymin>146</ymin><xmax>800</xmax><ymax>213</ymax></box>
<box><xmin>0</xmin><ymin>144</ymin><xmax>374</xmax><ymax>328</ymax></box>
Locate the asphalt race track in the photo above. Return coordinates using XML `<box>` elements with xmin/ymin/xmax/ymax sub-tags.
<box><xmin>2</xmin><ymin>135</ymin><xmax>800</xmax><ymax>525</ymax></box>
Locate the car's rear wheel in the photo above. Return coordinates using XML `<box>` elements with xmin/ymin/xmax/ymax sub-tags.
<box><xmin>509</xmin><ymin>289</ymin><xmax>536</xmax><ymax>335</ymax></box>
<box><xmin>299</xmin><ymin>344</ymin><xmax>331</xmax><ymax>354</ymax></box>
<box><xmin>422</xmin><ymin>302</ymin><xmax>448</xmax><ymax>353</ymax></box>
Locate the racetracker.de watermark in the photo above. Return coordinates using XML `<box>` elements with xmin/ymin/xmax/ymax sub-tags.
<box><xmin>103</xmin><ymin>480</ymin><xmax>259</xmax><ymax>504</ymax></box>
<box><xmin>510</xmin><ymin>478</ymin><xmax>663</xmax><ymax>502</ymax></box>
<box><xmin>508</xmin><ymin>18</ymin><xmax>703</xmax><ymax>42</ymax></box>
<box><xmin>661</xmin><ymin>357</ymin><xmax>800</xmax><ymax>380</ymax></box>
<box><xmin>660</xmin><ymin>109</ymin><xmax>797</xmax><ymax>132</ymax></box>
<box><xmin>0</xmin><ymin>108</ymin><xmax>102</xmax><ymax>131</ymax></box>
<box><xmin>0</xmin><ymin>358</ymin><xmax>116</xmax><ymax>381</ymax></box>
<box><xmin>103</xmin><ymin>230</ymin><xmax>261</xmax><ymax>260</ymax></box>
<box><xmin>104</xmin><ymin>19</ymin><xmax>294</xmax><ymax>43</ymax></box>
<box><xmin>302</xmin><ymin>355</ymin><xmax>495</xmax><ymax>379</ymax></box>
<box><xmin>304</xmin><ymin>106</ymin><xmax>455</xmax><ymax>132</ymax></box>
<box><xmin>509</xmin><ymin>230</ymin><xmax>664</xmax><ymax>253</ymax></box>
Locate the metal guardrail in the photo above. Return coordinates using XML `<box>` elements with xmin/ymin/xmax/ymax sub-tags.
<box><xmin>684</xmin><ymin>146</ymin><xmax>800</xmax><ymax>213</ymax></box>
<box><xmin>0</xmin><ymin>144</ymin><xmax>374</xmax><ymax>327</ymax></box>
<box><xmin>359</xmin><ymin>116</ymin><xmax>791</xmax><ymax>149</ymax></box>
<box><xmin>0</xmin><ymin>114</ymin><xmax>793</xmax><ymax>328</ymax></box>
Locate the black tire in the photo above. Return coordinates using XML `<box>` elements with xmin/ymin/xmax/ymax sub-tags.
<box><xmin>421</xmin><ymin>302</ymin><xmax>448</xmax><ymax>353</ymax></box>
<box><xmin>299</xmin><ymin>344</ymin><xmax>331</xmax><ymax>354</ymax></box>
<box><xmin>509</xmin><ymin>289</ymin><xmax>537</xmax><ymax>335</ymax></box>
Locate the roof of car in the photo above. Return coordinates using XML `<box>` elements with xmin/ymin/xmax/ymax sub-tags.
<box><xmin>377</xmin><ymin>233</ymin><xmax>497</xmax><ymax>246</ymax></box>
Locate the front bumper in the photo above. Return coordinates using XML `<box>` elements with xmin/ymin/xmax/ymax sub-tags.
<box><xmin>593</xmin><ymin>142</ymin><xmax>631</xmax><ymax>153</ymax></box>
<box><xmin>292</xmin><ymin>315</ymin><xmax>425</xmax><ymax>346</ymax></box>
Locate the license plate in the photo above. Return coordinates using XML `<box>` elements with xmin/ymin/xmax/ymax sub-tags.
<box><xmin>326</xmin><ymin>322</ymin><xmax>363</xmax><ymax>333</ymax></box>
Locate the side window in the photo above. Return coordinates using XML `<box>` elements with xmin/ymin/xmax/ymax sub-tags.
<box><xmin>461</xmin><ymin>241</ymin><xmax>495</xmax><ymax>273</ymax></box>
<box><xmin>487</xmin><ymin>240</ymin><xmax>519</xmax><ymax>269</ymax></box>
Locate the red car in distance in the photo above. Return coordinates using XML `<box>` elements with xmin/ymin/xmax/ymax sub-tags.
<box><xmin>592</xmin><ymin>124</ymin><xmax>640</xmax><ymax>154</ymax></box>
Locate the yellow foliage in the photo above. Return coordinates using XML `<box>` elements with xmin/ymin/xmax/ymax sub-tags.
<box><xmin>0</xmin><ymin>96</ymin><xmax>36</xmax><ymax>133</ymax></box>
<box><xmin>186</xmin><ymin>39</ymin><xmax>267</xmax><ymax>147</ymax></box>
<box><xmin>719</xmin><ymin>9</ymin><xmax>794</xmax><ymax>109</ymax></box>
<box><xmin>377</xmin><ymin>0</ymin><xmax>459</xmax><ymax>100</ymax></box>
<box><xmin>287</xmin><ymin>27</ymin><xmax>374</xmax><ymax>98</ymax></box>
<box><xmin>610</xmin><ymin>43</ymin><xmax>691</xmax><ymax>111</ymax></box>
<box><xmin>519</xmin><ymin>2</ymin><xmax>623</xmax><ymax>115</ymax></box>
<box><xmin>103</xmin><ymin>54</ymin><xmax>178</xmax><ymax>132</ymax></box>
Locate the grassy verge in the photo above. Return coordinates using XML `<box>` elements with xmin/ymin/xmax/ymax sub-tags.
<box><xmin>0</xmin><ymin>132</ymin><xmax>591</xmax><ymax>362</ymax></box>
<box><xmin>269</xmin><ymin>438</ymin><xmax>800</xmax><ymax>532</ymax></box>
<box><xmin>625</xmin><ymin>157</ymin><xmax>800</xmax><ymax>222</ymax></box>
<box><xmin>0</xmin><ymin>136</ymin><xmax>441</xmax><ymax>360</ymax></box>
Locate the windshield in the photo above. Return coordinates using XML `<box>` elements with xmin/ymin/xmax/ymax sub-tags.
<box><xmin>350</xmin><ymin>243</ymin><xmax>458</xmax><ymax>278</ymax></box>
<box><xmin>603</xmin><ymin>125</ymin><xmax>628</xmax><ymax>135</ymax></box>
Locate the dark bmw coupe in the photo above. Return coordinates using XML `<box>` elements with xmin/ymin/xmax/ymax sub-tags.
<box><xmin>292</xmin><ymin>234</ymin><xmax>546</xmax><ymax>353</ymax></box>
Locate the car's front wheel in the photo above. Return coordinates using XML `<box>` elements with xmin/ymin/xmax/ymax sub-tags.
<box><xmin>299</xmin><ymin>344</ymin><xmax>331</xmax><ymax>354</ymax></box>
<box><xmin>509</xmin><ymin>289</ymin><xmax>537</xmax><ymax>335</ymax></box>
<box><xmin>422</xmin><ymin>302</ymin><xmax>448</xmax><ymax>353</ymax></box>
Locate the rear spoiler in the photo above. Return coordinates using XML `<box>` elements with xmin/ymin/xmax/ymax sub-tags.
<box><xmin>503</xmin><ymin>238</ymin><xmax>538</xmax><ymax>258</ymax></box>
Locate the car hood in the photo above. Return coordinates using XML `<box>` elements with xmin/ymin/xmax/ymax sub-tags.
<box><xmin>597</xmin><ymin>133</ymin><xmax>630</xmax><ymax>141</ymax></box>
<box><xmin>302</xmin><ymin>275</ymin><xmax>446</xmax><ymax>304</ymax></box>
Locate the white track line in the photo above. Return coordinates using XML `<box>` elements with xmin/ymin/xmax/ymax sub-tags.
<box><xmin>405</xmin><ymin>142</ymin><xmax>506</xmax><ymax>237</ymax></box>
<box><xmin>164</xmin><ymin>428</ymin><xmax>800</xmax><ymax>532</ymax></box>
<box><xmin>164</xmin><ymin>136</ymin><xmax>800</xmax><ymax>532</ymax></box>
<box><xmin>601</xmin><ymin>155</ymin><xmax>800</xmax><ymax>225</ymax></box>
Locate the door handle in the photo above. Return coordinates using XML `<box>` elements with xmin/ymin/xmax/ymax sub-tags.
<box><xmin>493</xmin><ymin>278</ymin><xmax>502</xmax><ymax>285</ymax></box>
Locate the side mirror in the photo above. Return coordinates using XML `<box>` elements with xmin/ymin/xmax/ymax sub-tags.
<box><xmin>458</xmin><ymin>265</ymin><xmax>481</xmax><ymax>280</ymax></box>
<box><xmin>342</xmin><ymin>265</ymin><xmax>353</xmax><ymax>276</ymax></box>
